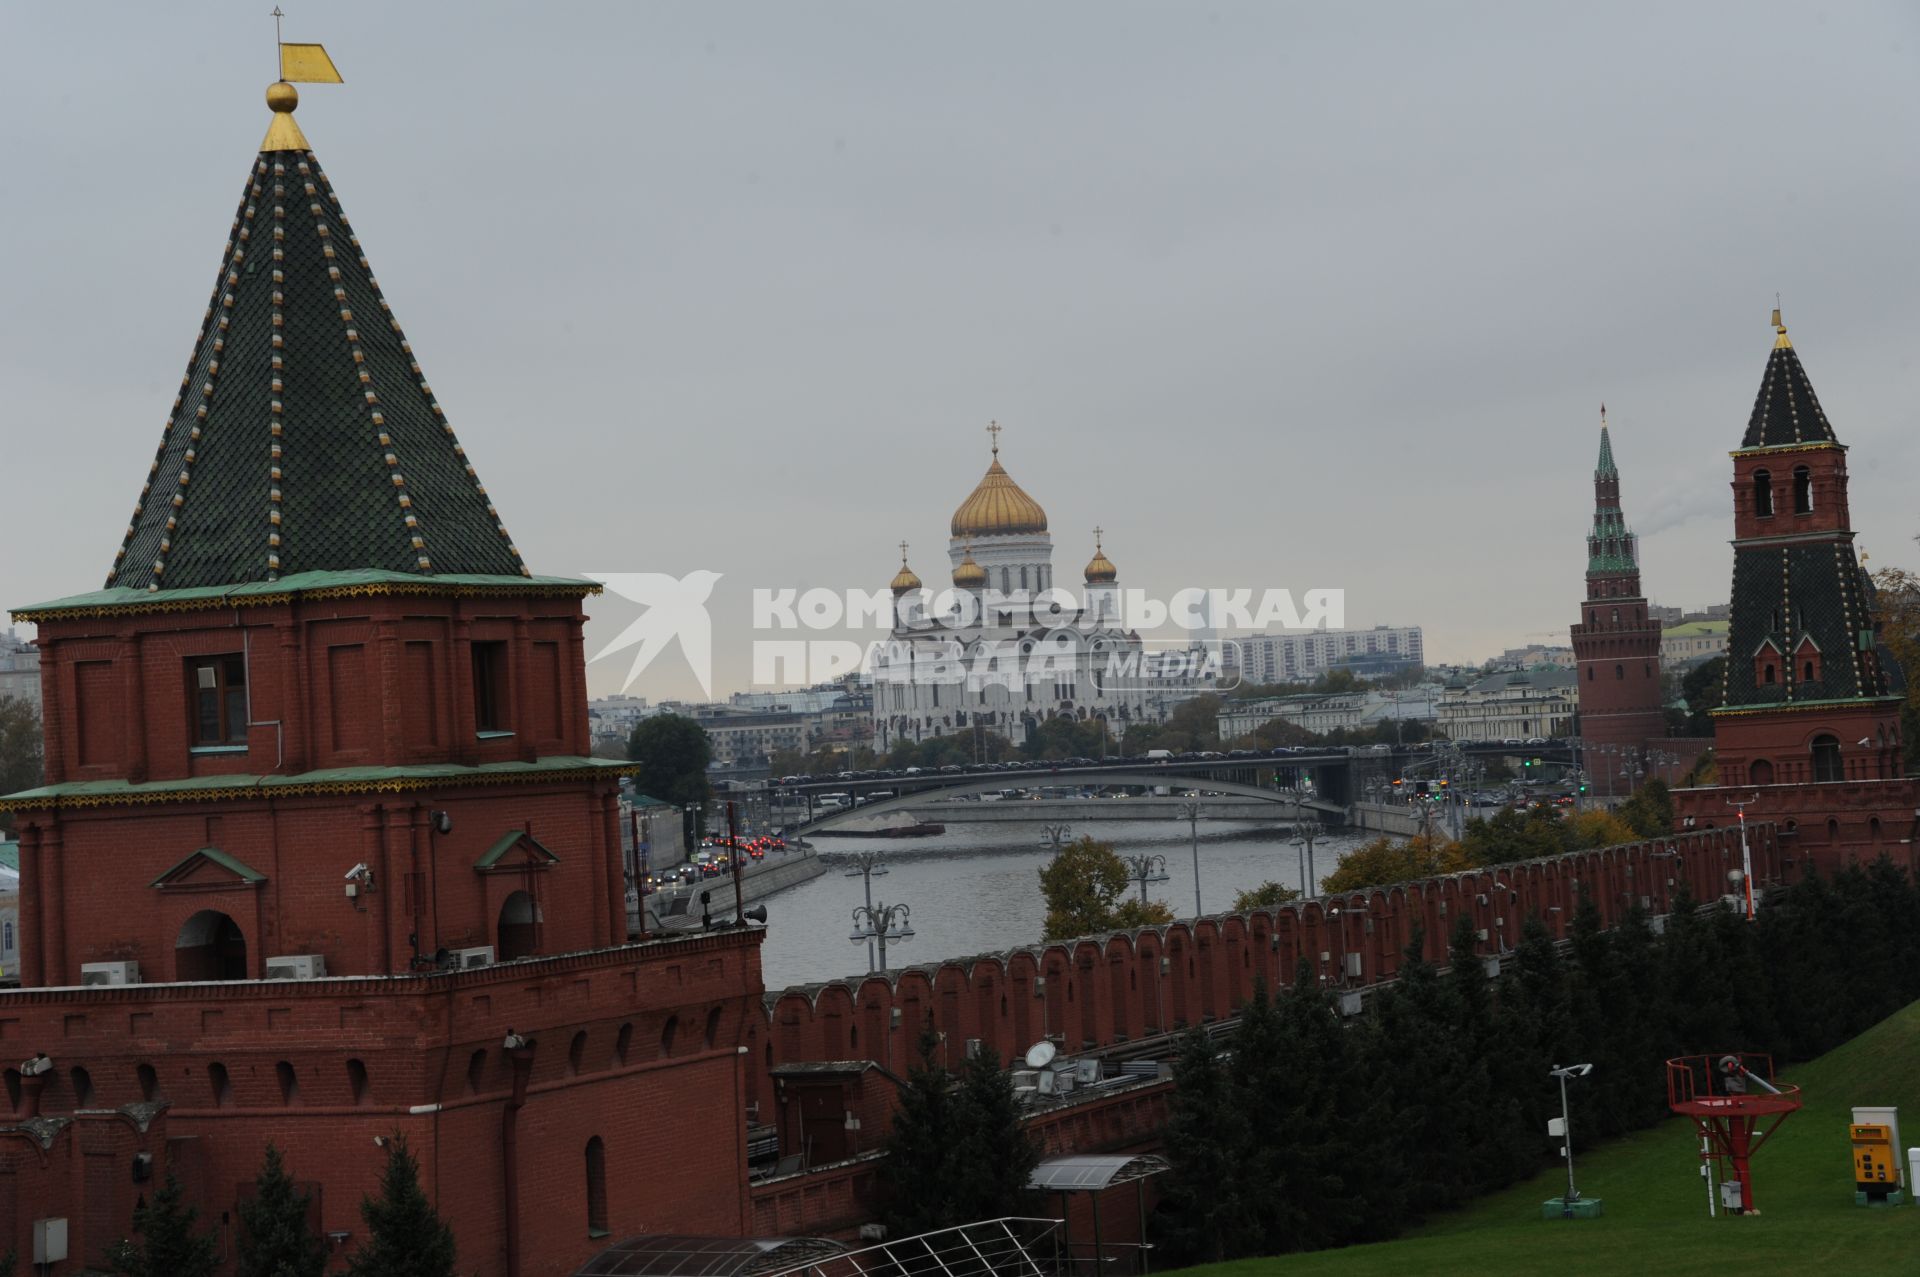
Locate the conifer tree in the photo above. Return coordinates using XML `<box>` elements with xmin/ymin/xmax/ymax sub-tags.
<box><xmin>881</xmin><ymin>1025</ymin><xmax>961</xmax><ymax>1238</ymax></box>
<box><xmin>1275</xmin><ymin>961</ymin><xmax>1371</xmax><ymax>1248</ymax></box>
<box><xmin>949</xmin><ymin>1044</ymin><xmax>1040</xmax><ymax>1224</ymax></box>
<box><xmin>107</xmin><ymin>1171</ymin><xmax>217</xmax><ymax>1277</ymax></box>
<box><xmin>345</xmin><ymin>1135</ymin><xmax>456</xmax><ymax>1277</ymax></box>
<box><xmin>238</xmin><ymin>1143</ymin><xmax>327</xmax><ymax>1277</ymax></box>
<box><xmin>1447</xmin><ymin>917</ymin><xmax>1529</xmax><ymax>1191</ymax></box>
<box><xmin>1157</xmin><ymin>1026</ymin><xmax>1257</xmax><ymax>1264</ymax></box>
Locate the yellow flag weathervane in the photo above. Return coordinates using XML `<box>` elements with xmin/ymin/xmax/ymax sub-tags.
<box><xmin>262</xmin><ymin>8</ymin><xmax>341</xmax><ymax>152</ymax></box>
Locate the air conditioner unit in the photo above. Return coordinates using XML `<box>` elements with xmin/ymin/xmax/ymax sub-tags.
<box><xmin>452</xmin><ymin>945</ymin><xmax>495</xmax><ymax>969</ymax></box>
<box><xmin>264</xmin><ymin>954</ymin><xmax>326</xmax><ymax>981</ymax></box>
<box><xmin>79</xmin><ymin>961</ymin><xmax>140</xmax><ymax>987</ymax></box>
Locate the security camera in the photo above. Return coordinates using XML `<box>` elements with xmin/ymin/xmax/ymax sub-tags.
<box><xmin>431</xmin><ymin>810</ymin><xmax>453</xmax><ymax>836</ymax></box>
<box><xmin>19</xmin><ymin>1053</ymin><xmax>51</xmax><ymax>1077</ymax></box>
<box><xmin>345</xmin><ymin>863</ymin><xmax>370</xmax><ymax>881</ymax></box>
<box><xmin>503</xmin><ymin>1030</ymin><xmax>528</xmax><ymax>1051</ymax></box>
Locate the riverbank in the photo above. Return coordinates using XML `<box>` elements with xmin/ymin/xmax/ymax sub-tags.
<box><xmin>638</xmin><ymin>847</ymin><xmax>826</xmax><ymax>933</ymax></box>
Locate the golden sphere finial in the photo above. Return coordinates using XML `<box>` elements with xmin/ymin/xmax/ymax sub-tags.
<box><xmin>267</xmin><ymin>81</ymin><xmax>299</xmax><ymax>113</ymax></box>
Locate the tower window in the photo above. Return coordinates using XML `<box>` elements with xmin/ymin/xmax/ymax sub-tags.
<box><xmin>1753</xmin><ymin>469</ymin><xmax>1774</xmax><ymax>518</ymax></box>
<box><xmin>1803</xmin><ymin>661</ymin><xmax>1815</xmax><ymax>681</ymax></box>
<box><xmin>1811</xmin><ymin>734</ymin><xmax>1843</xmax><ymax>783</ymax></box>
<box><xmin>1615</xmin><ymin>664</ymin><xmax>1624</xmax><ymax>680</ymax></box>
<box><xmin>586</xmin><ymin>1136</ymin><xmax>609</xmax><ymax>1237</ymax></box>
<box><xmin>1792</xmin><ymin>466</ymin><xmax>1812</xmax><ymax>514</ymax></box>
<box><xmin>187</xmin><ymin>654</ymin><xmax>248</xmax><ymax>747</ymax></box>
<box><xmin>472</xmin><ymin>641</ymin><xmax>510</xmax><ymax>732</ymax></box>
<box><xmin>1763</xmin><ymin>664</ymin><xmax>1775</xmax><ymax>684</ymax></box>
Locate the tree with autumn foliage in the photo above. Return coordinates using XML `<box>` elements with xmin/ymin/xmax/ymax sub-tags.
<box><xmin>1322</xmin><ymin>833</ymin><xmax>1471</xmax><ymax>894</ymax></box>
<box><xmin>1871</xmin><ymin>565</ymin><xmax>1920</xmax><ymax>770</ymax></box>
<box><xmin>1038</xmin><ymin>836</ymin><xmax>1175</xmax><ymax>939</ymax></box>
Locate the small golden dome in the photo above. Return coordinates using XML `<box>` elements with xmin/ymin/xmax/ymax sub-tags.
<box><xmin>267</xmin><ymin>81</ymin><xmax>300</xmax><ymax>113</ymax></box>
<box><xmin>953</xmin><ymin>547</ymin><xmax>988</xmax><ymax>589</ymax></box>
<box><xmin>890</xmin><ymin>544</ymin><xmax>922</xmax><ymax>594</ymax></box>
<box><xmin>1084</xmin><ymin>547</ymin><xmax>1117</xmax><ymax>584</ymax></box>
<box><xmin>951</xmin><ymin>429</ymin><xmax>1048</xmax><ymax>537</ymax></box>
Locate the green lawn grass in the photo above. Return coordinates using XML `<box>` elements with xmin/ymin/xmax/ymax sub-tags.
<box><xmin>1172</xmin><ymin>1000</ymin><xmax>1920</xmax><ymax>1276</ymax></box>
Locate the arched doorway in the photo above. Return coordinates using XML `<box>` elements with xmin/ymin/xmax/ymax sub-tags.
<box><xmin>497</xmin><ymin>890</ymin><xmax>540</xmax><ymax>960</ymax></box>
<box><xmin>176</xmin><ymin>910</ymin><xmax>247</xmax><ymax>980</ymax></box>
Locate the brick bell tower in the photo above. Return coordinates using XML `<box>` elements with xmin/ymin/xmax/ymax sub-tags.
<box><xmin>1673</xmin><ymin>312</ymin><xmax>1916</xmax><ymax>874</ymax></box>
<box><xmin>1570</xmin><ymin>408</ymin><xmax>1666</xmax><ymax>785</ymax></box>
<box><xmin>0</xmin><ymin>62</ymin><xmax>764</xmax><ymax>1274</ymax></box>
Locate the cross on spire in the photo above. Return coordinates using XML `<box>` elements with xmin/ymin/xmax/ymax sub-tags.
<box><xmin>986</xmin><ymin>420</ymin><xmax>1001</xmax><ymax>456</ymax></box>
<box><xmin>898</xmin><ymin>539</ymin><xmax>910</xmax><ymax>566</ymax></box>
<box><xmin>1093</xmin><ymin>525</ymin><xmax>1104</xmax><ymax>550</ymax></box>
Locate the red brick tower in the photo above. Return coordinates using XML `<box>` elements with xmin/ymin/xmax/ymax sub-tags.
<box><xmin>1673</xmin><ymin>313</ymin><xmax>1917</xmax><ymax>872</ymax></box>
<box><xmin>0</xmin><ymin>69</ymin><xmax>763</xmax><ymax>1273</ymax></box>
<box><xmin>1570</xmin><ymin>409</ymin><xmax>1666</xmax><ymax>785</ymax></box>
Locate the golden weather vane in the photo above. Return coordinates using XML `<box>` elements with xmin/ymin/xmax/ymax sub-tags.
<box><xmin>261</xmin><ymin>8</ymin><xmax>343</xmax><ymax>152</ymax></box>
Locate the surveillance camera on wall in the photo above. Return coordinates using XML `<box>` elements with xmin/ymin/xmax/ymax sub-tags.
<box><xmin>20</xmin><ymin>1054</ymin><xmax>52</xmax><ymax>1077</ymax></box>
<box><xmin>344</xmin><ymin>863</ymin><xmax>370</xmax><ymax>881</ymax></box>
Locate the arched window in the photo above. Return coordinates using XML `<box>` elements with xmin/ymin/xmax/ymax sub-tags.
<box><xmin>705</xmin><ymin>1006</ymin><xmax>723</xmax><ymax>1049</ymax></box>
<box><xmin>467</xmin><ymin>1048</ymin><xmax>487</xmax><ymax>1094</ymax></box>
<box><xmin>276</xmin><ymin>1061</ymin><xmax>299</xmax><ymax>1105</ymax></box>
<box><xmin>1803</xmin><ymin>661</ymin><xmax>1815</xmax><ymax>681</ymax></box>
<box><xmin>614</xmin><ymin>1023</ymin><xmax>633</xmax><ymax>1066</ymax></box>
<box><xmin>1811</xmin><ymin>734</ymin><xmax>1843</xmax><ymax>783</ymax></box>
<box><xmin>1763</xmin><ymin>664</ymin><xmax>1776</xmax><ymax>684</ymax></box>
<box><xmin>585</xmin><ymin>1137</ymin><xmax>609</xmax><ymax>1238</ymax></box>
<box><xmin>175</xmin><ymin>909</ymin><xmax>247</xmax><ymax>981</ymax></box>
<box><xmin>568</xmin><ymin>1030</ymin><xmax>588</xmax><ymax>1075</ymax></box>
<box><xmin>4</xmin><ymin>1069</ymin><xmax>20</xmax><ymax>1115</ymax></box>
<box><xmin>1749</xmin><ymin>759</ymin><xmax>1774</xmax><ymax>786</ymax></box>
<box><xmin>70</xmin><ymin>1066</ymin><xmax>94</xmax><ymax>1109</ymax></box>
<box><xmin>497</xmin><ymin>891</ymin><xmax>540</xmax><ymax>961</ymax></box>
<box><xmin>1611</xmin><ymin>608</ymin><xmax>1620</xmax><ymax>624</ymax></box>
<box><xmin>1615</xmin><ymin>664</ymin><xmax>1624</xmax><ymax>680</ymax></box>
<box><xmin>208</xmin><ymin>1062</ymin><xmax>233</xmax><ymax>1107</ymax></box>
<box><xmin>1792</xmin><ymin>466</ymin><xmax>1812</xmax><ymax>514</ymax></box>
<box><xmin>1753</xmin><ymin>469</ymin><xmax>1774</xmax><ymax>517</ymax></box>
<box><xmin>137</xmin><ymin>1063</ymin><xmax>159</xmax><ymax>1103</ymax></box>
<box><xmin>346</xmin><ymin>1057</ymin><xmax>369</xmax><ymax>1106</ymax></box>
<box><xmin>660</xmin><ymin>1015</ymin><xmax>678</xmax><ymax>1057</ymax></box>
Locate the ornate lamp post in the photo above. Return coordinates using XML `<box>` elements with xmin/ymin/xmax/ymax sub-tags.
<box><xmin>1289</xmin><ymin>793</ymin><xmax>1324</xmax><ymax>898</ymax></box>
<box><xmin>844</xmin><ymin>851</ymin><xmax>888</xmax><ymax>972</ymax></box>
<box><xmin>1039</xmin><ymin>823</ymin><xmax>1074</xmax><ymax>854</ymax></box>
<box><xmin>850</xmin><ymin>902</ymin><xmax>915</xmax><ymax>972</ymax></box>
<box><xmin>1123</xmin><ymin>853</ymin><xmax>1169</xmax><ymax>907</ymax></box>
<box><xmin>1175</xmin><ymin>800</ymin><xmax>1204</xmax><ymax>916</ymax></box>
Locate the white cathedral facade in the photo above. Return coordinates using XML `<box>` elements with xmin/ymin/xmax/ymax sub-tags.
<box><xmin>870</xmin><ymin>428</ymin><xmax>1205</xmax><ymax>751</ymax></box>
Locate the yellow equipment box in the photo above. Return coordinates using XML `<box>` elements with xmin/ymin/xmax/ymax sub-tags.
<box><xmin>1851</xmin><ymin>1124</ymin><xmax>1896</xmax><ymax>1189</ymax></box>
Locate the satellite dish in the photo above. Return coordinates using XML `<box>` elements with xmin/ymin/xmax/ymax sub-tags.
<box><xmin>1024</xmin><ymin>1041</ymin><xmax>1057</xmax><ymax>1069</ymax></box>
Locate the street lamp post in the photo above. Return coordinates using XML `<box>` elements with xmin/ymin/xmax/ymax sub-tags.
<box><xmin>843</xmin><ymin>851</ymin><xmax>888</xmax><ymax>972</ymax></box>
<box><xmin>1123</xmin><ymin>853</ymin><xmax>1169</xmax><ymax>907</ymax></box>
<box><xmin>850</xmin><ymin>902</ymin><xmax>915</xmax><ymax>972</ymax></box>
<box><xmin>1327</xmin><ymin>903</ymin><xmax>1346</xmax><ymax>986</ymax></box>
<box><xmin>1176</xmin><ymin>800</ymin><xmax>1204</xmax><ymax>916</ymax></box>
<box><xmin>1040</xmin><ymin>823</ymin><xmax>1074</xmax><ymax>855</ymax></box>
<box><xmin>1288</xmin><ymin>793</ymin><xmax>1323</xmax><ymax>898</ymax></box>
<box><xmin>1549</xmin><ymin>1062</ymin><xmax>1595</xmax><ymax>1210</ymax></box>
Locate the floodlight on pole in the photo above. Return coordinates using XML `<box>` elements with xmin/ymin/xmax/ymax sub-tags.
<box><xmin>1122</xmin><ymin>852</ymin><xmax>1169</xmax><ymax>907</ymax></box>
<box><xmin>1550</xmin><ymin>1062</ymin><xmax>1595</xmax><ymax>1211</ymax></box>
<box><xmin>849</xmin><ymin>902</ymin><xmax>914</xmax><ymax>972</ymax></box>
<box><xmin>1175</xmin><ymin>800</ymin><xmax>1204</xmax><ymax>916</ymax></box>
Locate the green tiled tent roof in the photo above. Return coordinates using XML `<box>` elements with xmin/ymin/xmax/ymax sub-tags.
<box><xmin>107</xmin><ymin>114</ymin><xmax>526</xmax><ymax>591</ymax></box>
<box><xmin>1741</xmin><ymin>342</ymin><xmax>1839</xmax><ymax>450</ymax></box>
<box><xmin>1720</xmin><ymin>543</ymin><xmax>1887</xmax><ymax>708</ymax></box>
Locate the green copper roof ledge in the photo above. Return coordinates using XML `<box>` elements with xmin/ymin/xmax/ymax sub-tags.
<box><xmin>0</xmin><ymin>755</ymin><xmax>636</xmax><ymax>813</ymax></box>
<box><xmin>13</xmin><ymin>569</ymin><xmax>600</xmax><ymax>622</ymax></box>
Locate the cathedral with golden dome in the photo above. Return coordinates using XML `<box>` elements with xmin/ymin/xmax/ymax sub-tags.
<box><xmin>871</xmin><ymin>425</ymin><xmax>1194</xmax><ymax>750</ymax></box>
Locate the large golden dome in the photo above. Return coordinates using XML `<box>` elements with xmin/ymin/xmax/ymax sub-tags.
<box><xmin>951</xmin><ymin>437</ymin><xmax>1048</xmax><ymax>537</ymax></box>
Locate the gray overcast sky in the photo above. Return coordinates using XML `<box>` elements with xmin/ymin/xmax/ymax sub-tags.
<box><xmin>4</xmin><ymin>2</ymin><xmax>1917</xmax><ymax>700</ymax></box>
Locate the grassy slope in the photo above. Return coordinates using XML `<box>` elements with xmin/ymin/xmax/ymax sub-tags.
<box><xmin>1175</xmin><ymin>1000</ymin><xmax>1920</xmax><ymax>1276</ymax></box>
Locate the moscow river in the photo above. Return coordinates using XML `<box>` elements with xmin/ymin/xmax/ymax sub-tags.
<box><xmin>755</xmin><ymin>817</ymin><xmax>1369</xmax><ymax>991</ymax></box>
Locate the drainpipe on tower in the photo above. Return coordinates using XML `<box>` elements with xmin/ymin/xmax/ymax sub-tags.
<box><xmin>502</xmin><ymin>1034</ymin><xmax>535</xmax><ymax>1277</ymax></box>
